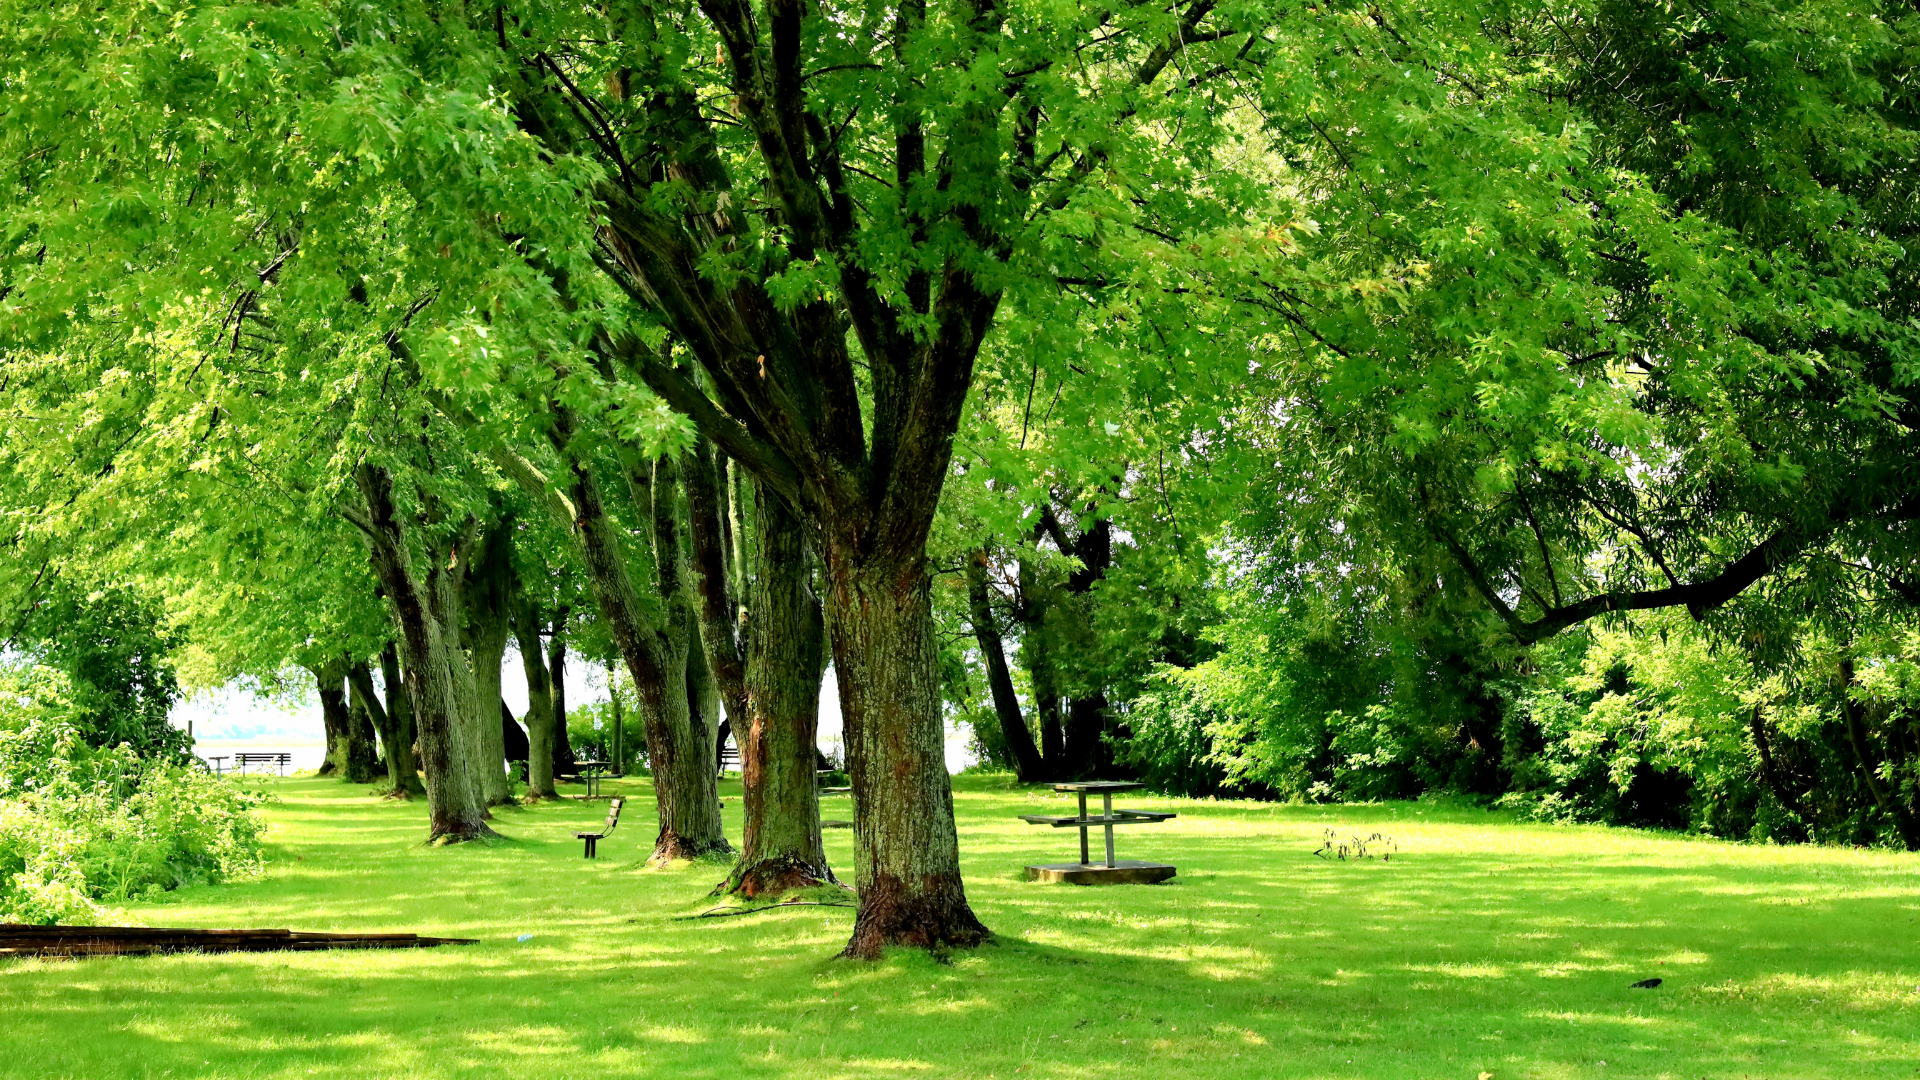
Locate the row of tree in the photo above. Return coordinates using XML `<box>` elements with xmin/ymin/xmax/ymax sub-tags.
<box><xmin>9</xmin><ymin>0</ymin><xmax>1920</xmax><ymax>958</ymax></box>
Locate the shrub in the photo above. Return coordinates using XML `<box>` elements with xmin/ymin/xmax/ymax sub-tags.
<box><xmin>0</xmin><ymin>663</ymin><xmax>269</xmax><ymax>924</ymax></box>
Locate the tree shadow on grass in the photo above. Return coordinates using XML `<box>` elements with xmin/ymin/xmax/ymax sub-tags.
<box><xmin>4</xmin><ymin>778</ymin><xmax>1920</xmax><ymax>1079</ymax></box>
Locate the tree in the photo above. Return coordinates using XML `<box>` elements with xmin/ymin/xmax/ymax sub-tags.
<box><xmin>1239</xmin><ymin>0</ymin><xmax>1920</xmax><ymax>650</ymax></box>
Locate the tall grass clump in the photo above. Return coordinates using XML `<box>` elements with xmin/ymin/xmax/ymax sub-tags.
<box><xmin>0</xmin><ymin>663</ymin><xmax>269</xmax><ymax>924</ymax></box>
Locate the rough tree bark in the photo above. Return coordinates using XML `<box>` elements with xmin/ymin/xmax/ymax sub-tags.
<box><xmin>463</xmin><ymin>516</ymin><xmax>516</xmax><ymax>806</ymax></box>
<box><xmin>550</xmin><ymin>609</ymin><xmax>576</xmax><ymax>778</ymax></box>
<box><xmin>624</xmin><ymin>453</ymin><xmax>728</xmax><ymax>858</ymax></box>
<box><xmin>347</xmin><ymin>462</ymin><xmax>494</xmax><ymax>842</ymax></box>
<box><xmin>967</xmin><ymin>549</ymin><xmax>1045</xmax><ymax>783</ymax></box>
<box><xmin>555</xmin><ymin>428</ymin><xmax>727</xmax><ymax>860</ymax></box>
<box><xmin>514</xmin><ymin>598</ymin><xmax>559</xmax><ymax>800</ymax></box>
<box><xmin>683</xmin><ymin>441</ymin><xmax>749</xmax><ymax>726</ymax></box>
<box><xmin>376</xmin><ymin>641</ymin><xmax>424</xmax><ymax>796</ymax></box>
<box><xmin>350</xmin><ymin>659</ymin><xmax>416</xmax><ymax>797</ymax></box>
<box><xmin>717</xmin><ymin>478</ymin><xmax>834</xmax><ymax>896</ymax></box>
<box><xmin>308</xmin><ymin>658</ymin><xmax>350</xmax><ymax>778</ymax></box>
<box><xmin>1017</xmin><ymin>559</ymin><xmax>1067</xmax><ymax>774</ymax></box>
<box><xmin>344</xmin><ymin>683</ymin><xmax>383</xmax><ymax>784</ymax></box>
<box><xmin>827</xmin><ymin>546</ymin><xmax>988</xmax><ymax>956</ymax></box>
<box><xmin>686</xmin><ymin>633</ymin><xmax>721</xmax><ymax>777</ymax></box>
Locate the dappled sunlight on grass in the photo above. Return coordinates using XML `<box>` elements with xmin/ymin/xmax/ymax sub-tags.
<box><xmin>3</xmin><ymin>775</ymin><xmax>1920</xmax><ymax>1077</ymax></box>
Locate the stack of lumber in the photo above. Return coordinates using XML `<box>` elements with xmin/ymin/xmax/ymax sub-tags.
<box><xmin>0</xmin><ymin>923</ymin><xmax>476</xmax><ymax>959</ymax></box>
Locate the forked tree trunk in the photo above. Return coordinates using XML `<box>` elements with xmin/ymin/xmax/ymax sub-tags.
<box><xmin>826</xmin><ymin>550</ymin><xmax>987</xmax><ymax>958</ymax></box>
<box><xmin>686</xmin><ymin>636</ymin><xmax>721</xmax><ymax>777</ymax></box>
<box><xmin>344</xmin><ymin>688</ymin><xmax>383</xmax><ymax>783</ymax></box>
<box><xmin>1017</xmin><ymin>562</ymin><xmax>1068</xmax><ymax>774</ymax></box>
<box><xmin>465</xmin><ymin>517</ymin><xmax>515</xmax><ymax>806</ymax></box>
<box><xmin>311</xmin><ymin>660</ymin><xmax>349</xmax><ymax>778</ymax></box>
<box><xmin>629</xmin><ymin>455</ymin><xmax>727</xmax><ymax>859</ymax></box>
<box><xmin>967</xmin><ymin>549</ymin><xmax>1045</xmax><ymax>782</ymax></box>
<box><xmin>515</xmin><ymin>600</ymin><xmax>558</xmax><ymax>800</ymax></box>
<box><xmin>549</xmin><ymin>609</ymin><xmax>576</xmax><ymax>778</ymax></box>
<box><xmin>349</xmin><ymin>660</ymin><xmax>415</xmax><ymax>797</ymax></box>
<box><xmin>720</xmin><ymin>481</ymin><xmax>834</xmax><ymax>897</ymax></box>
<box><xmin>377</xmin><ymin>642</ymin><xmax>423</xmax><ymax>796</ymax></box>
<box><xmin>632</xmin><ymin>641</ymin><xmax>728</xmax><ymax>858</ymax></box>
<box><xmin>1065</xmin><ymin>693</ymin><xmax>1110</xmax><ymax>779</ymax></box>
<box><xmin>562</xmin><ymin>442</ymin><xmax>726</xmax><ymax>860</ymax></box>
<box><xmin>352</xmin><ymin>463</ymin><xmax>494</xmax><ymax>842</ymax></box>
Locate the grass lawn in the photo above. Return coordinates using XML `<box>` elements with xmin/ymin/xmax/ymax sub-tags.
<box><xmin>3</xmin><ymin>773</ymin><xmax>1918</xmax><ymax>1079</ymax></box>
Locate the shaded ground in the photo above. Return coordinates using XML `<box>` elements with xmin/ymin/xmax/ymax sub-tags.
<box><xmin>2</xmin><ymin>773</ymin><xmax>1916</xmax><ymax>1079</ymax></box>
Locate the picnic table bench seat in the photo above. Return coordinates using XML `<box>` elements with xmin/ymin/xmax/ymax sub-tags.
<box><xmin>575</xmin><ymin>797</ymin><xmax>624</xmax><ymax>859</ymax></box>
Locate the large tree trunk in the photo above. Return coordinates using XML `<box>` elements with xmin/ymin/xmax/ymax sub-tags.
<box><xmin>1016</xmin><ymin>560</ymin><xmax>1068</xmax><ymax>774</ymax></box>
<box><xmin>683</xmin><ymin>440</ymin><xmax>748</xmax><ymax>725</ymax></box>
<box><xmin>561</xmin><ymin>439</ymin><xmax>727</xmax><ymax>860</ymax></box>
<box><xmin>352</xmin><ymin>463</ymin><xmax>494</xmax><ymax>842</ymax></box>
<box><xmin>967</xmin><ymin>549</ymin><xmax>1045</xmax><ymax>782</ymax></box>
<box><xmin>344</xmin><ymin>684</ymin><xmax>383</xmax><ymax>784</ymax></box>
<box><xmin>549</xmin><ymin>608</ymin><xmax>576</xmax><ymax>778</ymax></box>
<box><xmin>720</xmin><ymin>481</ymin><xmax>834</xmax><ymax>896</ymax></box>
<box><xmin>376</xmin><ymin>642</ymin><xmax>423</xmax><ymax>796</ymax></box>
<box><xmin>691</xmin><ymin>442</ymin><xmax>833</xmax><ymax>895</ymax></box>
<box><xmin>629</xmin><ymin>454</ymin><xmax>727</xmax><ymax>858</ymax></box>
<box><xmin>609</xmin><ymin>661</ymin><xmax>628</xmax><ymax>774</ymax></box>
<box><xmin>464</xmin><ymin>516</ymin><xmax>515</xmax><ymax>806</ymax></box>
<box><xmin>826</xmin><ymin>549</ymin><xmax>987</xmax><ymax>958</ymax></box>
<box><xmin>310</xmin><ymin>658</ymin><xmax>350</xmax><ymax>778</ymax></box>
<box><xmin>1065</xmin><ymin>692</ymin><xmax>1110</xmax><ymax>779</ymax></box>
<box><xmin>687</xmin><ymin>634</ymin><xmax>722</xmax><ymax>778</ymax></box>
<box><xmin>349</xmin><ymin>659</ymin><xmax>416</xmax><ymax>797</ymax></box>
<box><xmin>514</xmin><ymin>600</ymin><xmax>559</xmax><ymax>800</ymax></box>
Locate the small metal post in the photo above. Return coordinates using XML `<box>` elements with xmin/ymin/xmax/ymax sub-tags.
<box><xmin>1103</xmin><ymin>792</ymin><xmax>1116</xmax><ymax>867</ymax></box>
<box><xmin>1078</xmin><ymin>791</ymin><xmax>1090</xmax><ymax>865</ymax></box>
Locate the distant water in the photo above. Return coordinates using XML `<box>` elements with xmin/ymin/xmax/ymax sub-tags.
<box><xmin>193</xmin><ymin>741</ymin><xmax>327</xmax><ymax>776</ymax></box>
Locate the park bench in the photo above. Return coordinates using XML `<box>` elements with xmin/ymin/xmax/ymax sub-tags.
<box><xmin>575</xmin><ymin>797</ymin><xmax>624</xmax><ymax>859</ymax></box>
<box><xmin>1021</xmin><ymin>781</ymin><xmax>1177</xmax><ymax>885</ymax></box>
<box><xmin>234</xmin><ymin>751</ymin><xmax>291</xmax><ymax>776</ymax></box>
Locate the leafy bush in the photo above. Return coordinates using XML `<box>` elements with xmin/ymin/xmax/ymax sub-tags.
<box><xmin>0</xmin><ymin>664</ymin><xmax>268</xmax><ymax>924</ymax></box>
<box><xmin>14</xmin><ymin>585</ymin><xmax>188</xmax><ymax>757</ymax></box>
<box><xmin>565</xmin><ymin>694</ymin><xmax>647</xmax><ymax>772</ymax></box>
<box><xmin>1115</xmin><ymin>570</ymin><xmax>1473</xmax><ymax>801</ymax></box>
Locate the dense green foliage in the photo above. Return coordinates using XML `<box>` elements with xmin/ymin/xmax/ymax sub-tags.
<box><xmin>8</xmin><ymin>585</ymin><xmax>188</xmax><ymax>758</ymax></box>
<box><xmin>0</xmin><ymin>664</ymin><xmax>268</xmax><ymax>924</ymax></box>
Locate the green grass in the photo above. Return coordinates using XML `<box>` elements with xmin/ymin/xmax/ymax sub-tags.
<box><xmin>4</xmin><ymin>774</ymin><xmax>1919</xmax><ymax>1079</ymax></box>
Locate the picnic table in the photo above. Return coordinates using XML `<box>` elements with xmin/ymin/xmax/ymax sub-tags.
<box><xmin>575</xmin><ymin>760</ymin><xmax>610</xmax><ymax>799</ymax></box>
<box><xmin>201</xmin><ymin>755</ymin><xmax>230</xmax><ymax>777</ymax></box>
<box><xmin>1020</xmin><ymin>781</ymin><xmax>1177</xmax><ymax>885</ymax></box>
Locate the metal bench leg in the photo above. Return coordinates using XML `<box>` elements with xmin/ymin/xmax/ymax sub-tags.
<box><xmin>1078</xmin><ymin>792</ymin><xmax>1090</xmax><ymax>865</ymax></box>
<box><xmin>584</xmin><ymin>837</ymin><xmax>596</xmax><ymax>859</ymax></box>
<box><xmin>1103</xmin><ymin>792</ymin><xmax>1116</xmax><ymax>867</ymax></box>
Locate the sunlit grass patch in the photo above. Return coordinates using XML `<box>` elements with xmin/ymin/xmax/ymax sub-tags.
<box><xmin>3</xmin><ymin>774</ymin><xmax>1919</xmax><ymax>1078</ymax></box>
